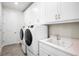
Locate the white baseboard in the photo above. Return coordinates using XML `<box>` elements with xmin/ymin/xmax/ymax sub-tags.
<box><xmin>2</xmin><ymin>40</ymin><xmax>22</xmax><ymax>47</ymax></box>
<box><xmin>2</xmin><ymin>42</ymin><xmax>21</xmax><ymax>47</ymax></box>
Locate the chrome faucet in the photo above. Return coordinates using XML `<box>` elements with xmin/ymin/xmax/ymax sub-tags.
<box><xmin>56</xmin><ymin>34</ymin><xmax>60</xmax><ymax>40</ymax></box>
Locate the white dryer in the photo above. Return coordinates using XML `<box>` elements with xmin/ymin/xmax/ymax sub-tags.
<box><xmin>20</xmin><ymin>27</ymin><xmax>26</xmax><ymax>54</ymax></box>
<box><xmin>21</xmin><ymin>26</ymin><xmax>27</xmax><ymax>55</ymax></box>
<box><xmin>25</xmin><ymin>25</ymin><xmax>48</xmax><ymax>56</ymax></box>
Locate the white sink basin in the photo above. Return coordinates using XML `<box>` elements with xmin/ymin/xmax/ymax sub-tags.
<box><xmin>46</xmin><ymin>37</ymin><xmax>72</xmax><ymax>48</ymax></box>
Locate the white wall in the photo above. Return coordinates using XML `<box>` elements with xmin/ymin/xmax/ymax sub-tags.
<box><xmin>0</xmin><ymin>3</ymin><xmax>2</xmax><ymax>46</ymax></box>
<box><xmin>49</xmin><ymin>22</ymin><xmax>79</xmax><ymax>39</ymax></box>
<box><xmin>2</xmin><ymin>7</ymin><xmax>24</xmax><ymax>46</ymax></box>
<box><xmin>0</xmin><ymin>2</ymin><xmax>2</xmax><ymax>55</ymax></box>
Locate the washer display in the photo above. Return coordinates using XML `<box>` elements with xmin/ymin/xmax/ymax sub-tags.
<box><xmin>25</xmin><ymin>29</ymin><xmax>32</xmax><ymax>46</ymax></box>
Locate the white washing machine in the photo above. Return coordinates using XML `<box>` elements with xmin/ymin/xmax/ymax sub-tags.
<box><xmin>20</xmin><ymin>26</ymin><xmax>27</xmax><ymax>55</ymax></box>
<box><xmin>21</xmin><ymin>26</ymin><xmax>28</xmax><ymax>55</ymax></box>
<box><xmin>25</xmin><ymin>25</ymin><xmax>48</xmax><ymax>56</ymax></box>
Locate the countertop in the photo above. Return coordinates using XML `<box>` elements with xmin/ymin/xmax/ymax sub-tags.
<box><xmin>39</xmin><ymin>38</ymin><xmax>79</xmax><ymax>56</ymax></box>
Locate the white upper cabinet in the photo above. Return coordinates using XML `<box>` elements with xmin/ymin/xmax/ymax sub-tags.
<box><xmin>24</xmin><ymin>2</ymin><xmax>58</xmax><ymax>25</ymax></box>
<box><xmin>34</xmin><ymin>2</ymin><xmax>62</xmax><ymax>24</ymax></box>
<box><xmin>24</xmin><ymin>2</ymin><xmax>79</xmax><ymax>25</ymax></box>
<box><xmin>41</xmin><ymin>2</ymin><xmax>79</xmax><ymax>24</ymax></box>
<box><xmin>61</xmin><ymin>2</ymin><xmax>79</xmax><ymax>21</ymax></box>
<box><xmin>30</xmin><ymin>3</ymin><xmax>41</xmax><ymax>25</ymax></box>
<box><xmin>42</xmin><ymin>2</ymin><xmax>58</xmax><ymax>23</ymax></box>
<box><xmin>33</xmin><ymin>2</ymin><xmax>59</xmax><ymax>24</ymax></box>
<box><xmin>35</xmin><ymin>2</ymin><xmax>58</xmax><ymax>24</ymax></box>
<box><xmin>24</xmin><ymin>7</ymin><xmax>32</xmax><ymax>25</ymax></box>
<box><xmin>40</xmin><ymin>2</ymin><xmax>79</xmax><ymax>24</ymax></box>
<box><xmin>24</xmin><ymin>3</ymin><xmax>40</xmax><ymax>25</ymax></box>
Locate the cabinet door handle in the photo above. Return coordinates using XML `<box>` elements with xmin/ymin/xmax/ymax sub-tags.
<box><xmin>48</xmin><ymin>55</ymin><xmax>51</xmax><ymax>56</ymax></box>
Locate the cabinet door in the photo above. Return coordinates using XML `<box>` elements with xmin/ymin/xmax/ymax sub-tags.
<box><xmin>24</xmin><ymin>2</ymin><xmax>58</xmax><ymax>25</ymax></box>
<box><xmin>39</xmin><ymin>49</ymin><xmax>48</xmax><ymax>56</ymax></box>
<box><xmin>24</xmin><ymin>8</ymin><xmax>32</xmax><ymax>25</ymax></box>
<box><xmin>24</xmin><ymin>3</ymin><xmax>40</xmax><ymax>25</ymax></box>
<box><xmin>29</xmin><ymin>3</ymin><xmax>47</xmax><ymax>25</ymax></box>
<box><xmin>27</xmin><ymin>50</ymin><xmax>34</xmax><ymax>56</ymax></box>
<box><xmin>39</xmin><ymin>42</ymin><xmax>73</xmax><ymax>56</ymax></box>
<box><xmin>61</xmin><ymin>2</ymin><xmax>79</xmax><ymax>21</ymax></box>
<box><xmin>32</xmin><ymin>2</ymin><xmax>58</xmax><ymax>24</ymax></box>
<box><xmin>43</xmin><ymin>2</ymin><xmax>58</xmax><ymax>23</ymax></box>
<box><xmin>29</xmin><ymin>3</ymin><xmax>40</xmax><ymax>25</ymax></box>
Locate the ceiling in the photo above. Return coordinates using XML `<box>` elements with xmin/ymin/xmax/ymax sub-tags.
<box><xmin>2</xmin><ymin>2</ymin><xmax>33</xmax><ymax>12</ymax></box>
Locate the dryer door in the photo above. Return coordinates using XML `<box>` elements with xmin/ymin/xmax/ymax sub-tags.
<box><xmin>25</xmin><ymin>29</ymin><xmax>32</xmax><ymax>46</ymax></box>
<box><xmin>20</xmin><ymin>28</ymin><xmax>24</xmax><ymax>40</ymax></box>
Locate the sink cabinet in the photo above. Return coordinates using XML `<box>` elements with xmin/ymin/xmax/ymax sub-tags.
<box><xmin>39</xmin><ymin>41</ymin><xmax>73</xmax><ymax>56</ymax></box>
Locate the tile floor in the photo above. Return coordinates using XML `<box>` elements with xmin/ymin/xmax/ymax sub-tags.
<box><xmin>1</xmin><ymin>43</ymin><xmax>25</xmax><ymax>56</ymax></box>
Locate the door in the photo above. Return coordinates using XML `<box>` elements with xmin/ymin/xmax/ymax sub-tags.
<box><xmin>2</xmin><ymin>8</ymin><xmax>19</xmax><ymax>46</ymax></box>
<box><xmin>61</xmin><ymin>2</ymin><xmax>79</xmax><ymax>21</ymax></box>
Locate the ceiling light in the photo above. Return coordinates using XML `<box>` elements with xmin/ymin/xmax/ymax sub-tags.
<box><xmin>33</xmin><ymin>8</ymin><xmax>39</xmax><ymax>12</ymax></box>
<box><xmin>14</xmin><ymin>2</ymin><xmax>19</xmax><ymax>5</ymax></box>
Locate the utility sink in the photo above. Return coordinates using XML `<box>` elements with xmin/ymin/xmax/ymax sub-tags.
<box><xmin>39</xmin><ymin>37</ymin><xmax>79</xmax><ymax>56</ymax></box>
<box><xmin>46</xmin><ymin>37</ymin><xmax>73</xmax><ymax>48</ymax></box>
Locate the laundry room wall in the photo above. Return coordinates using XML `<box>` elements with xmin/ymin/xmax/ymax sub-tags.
<box><xmin>0</xmin><ymin>3</ymin><xmax>2</xmax><ymax>55</ymax></box>
<box><xmin>2</xmin><ymin>7</ymin><xmax>24</xmax><ymax>46</ymax></box>
<box><xmin>0</xmin><ymin>3</ymin><xmax>2</xmax><ymax>46</ymax></box>
<box><xmin>48</xmin><ymin>22</ymin><xmax>79</xmax><ymax>39</ymax></box>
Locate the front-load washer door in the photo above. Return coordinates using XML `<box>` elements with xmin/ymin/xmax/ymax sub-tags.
<box><xmin>20</xmin><ymin>28</ymin><xmax>24</xmax><ymax>40</ymax></box>
<box><xmin>25</xmin><ymin>29</ymin><xmax>32</xmax><ymax>46</ymax></box>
